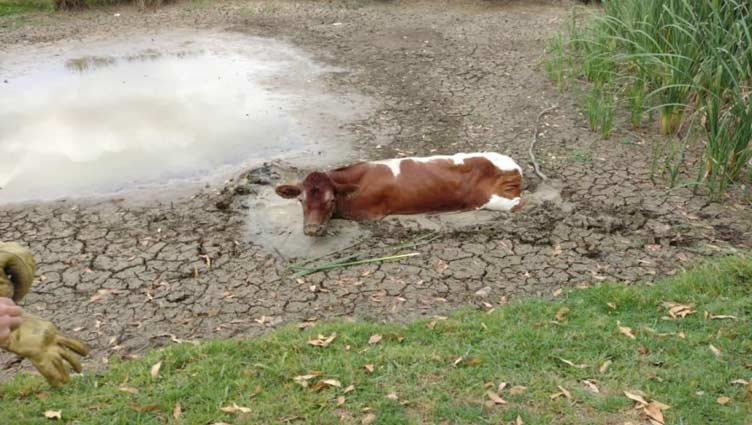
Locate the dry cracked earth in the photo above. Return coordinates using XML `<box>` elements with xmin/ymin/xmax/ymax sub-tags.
<box><xmin>1</xmin><ymin>0</ymin><xmax>751</xmax><ymax>380</ymax></box>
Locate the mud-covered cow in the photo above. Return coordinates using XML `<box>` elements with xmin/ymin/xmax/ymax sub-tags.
<box><xmin>275</xmin><ymin>152</ymin><xmax>524</xmax><ymax>236</ymax></box>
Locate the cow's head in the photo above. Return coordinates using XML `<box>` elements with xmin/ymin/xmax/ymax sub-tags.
<box><xmin>275</xmin><ymin>172</ymin><xmax>357</xmax><ymax>236</ymax></box>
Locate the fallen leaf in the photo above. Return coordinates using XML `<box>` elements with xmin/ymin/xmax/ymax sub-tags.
<box><xmin>607</xmin><ymin>302</ymin><xmax>616</xmax><ymax>310</ymax></box>
<box><xmin>344</xmin><ymin>385</ymin><xmax>355</xmax><ymax>394</ymax></box>
<box><xmin>368</xmin><ymin>334</ymin><xmax>382</xmax><ymax>345</ymax></box>
<box><xmin>552</xmin><ymin>288</ymin><xmax>563</xmax><ymax>297</ymax></box>
<box><xmin>119</xmin><ymin>386</ymin><xmax>138</xmax><ymax>394</ymax></box>
<box><xmin>644</xmin><ymin>402</ymin><xmax>665</xmax><ymax>424</ymax></box>
<box><xmin>717</xmin><ymin>396</ymin><xmax>731</xmax><ymax>405</ymax></box>
<box><xmin>709</xmin><ymin>344</ymin><xmax>722</xmax><ymax>357</ymax></box>
<box><xmin>293</xmin><ymin>373</ymin><xmax>320</xmax><ymax>388</ymax></box>
<box><xmin>618</xmin><ymin>323</ymin><xmax>636</xmax><ymax>339</ymax></box>
<box><xmin>311</xmin><ymin>379</ymin><xmax>342</xmax><ymax>391</ymax></box>
<box><xmin>434</xmin><ymin>259</ymin><xmax>448</xmax><ymax>273</ymax></box>
<box><xmin>308</xmin><ymin>333</ymin><xmax>337</xmax><ymax>347</ymax></box>
<box><xmin>516</xmin><ymin>415</ymin><xmax>524</xmax><ymax>425</ymax></box>
<box><xmin>363</xmin><ymin>364</ymin><xmax>374</xmax><ymax>373</ymax></box>
<box><xmin>44</xmin><ymin>410</ymin><xmax>62</xmax><ymax>420</ymax></box>
<box><xmin>558</xmin><ymin>385</ymin><xmax>571</xmax><ymax>399</ymax></box>
<box><xmin>150</xmin><ymin>361</ymin><xmax>162</xmax><ymax>378</ymax></box>
<box><xmin>556</xmin><ymin>357</ymin><xmax>588</xmax><ymax>369</ymax></box>
<box><xmin>486</xmin><ymin>390</ymin><xmax>507</xmax><ymax>405</ymax></box>
<box><xmin>336</xmin><ymin>396</ymin><xmax>346</xmax><ymax>406</ymax></box>
<box><xmin>89</xmin><ymin>289</ymin><xmax>120</xmax><ymax>303</ymax></box>
<box><xmin>221</xmin><ymin>403</ymin><xmax>251</xmax><ymax>413</ymax></box>
<box><xmin>386</xmin><ymin>392</ymin><xmax>399</xmax><ymax>400</ymax></box>
<box><xmin>173</xmin><ymin>402</ymin><xmax>182</xmax><ymax>420</ymax></box>
<box><xmin>599</xmin><ymin>360</ymin><xmax>612</xmax><ymax>373</ymax></box>
<box><xmin>582</xmin><ymin>379</ymin><xmax>600</xmax><ymax>393</ymax></box>
<box><xmin>555</xmin><ymin>307</ymin><xmax>570</xmax><ymax>322</ymax></box>
<box><xmin>362</xmin><ymin>413</ymin><xmax>376</xmax><ymax>424</ymax></box>
<box><xmin>509</xmin><ymin>385</ymin><xmax>527</xmax><ymax>395</ymax></box>
<box><xmin>453</xmin><ymin>356</ymin><xmax>464</xmax><ymax>366</ymax></box>
<box><xmin>731</xmin><ymin>379</ymin><xmax>749</xmax><ymax>385</ymax></box>
<box><xmin>497</xmin><ymin>382</ymin><xmax>508</xmax><ymax>392</ymax></box>
<box><xmin>709</xmin><ymin>314</ymin><xmax>738</xmax><ymax>320</ymax></box>
<box><xmin>661</xmin><ymin>302</ymin><xmax>695</xmax><ymax>319</ymax></box>
<box><xmin>624</xmin><ymin>391</ymin><xmax>649</xmax><ymax>406</ymax></box>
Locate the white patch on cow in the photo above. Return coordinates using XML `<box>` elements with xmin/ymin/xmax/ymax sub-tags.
<box><xmin>481</xmin><ymin>194</ymin><xmax>521</xmax><ymax>211</ymax></box>
<box><xmin>373</xmin><ymin>152</ymin><xmax>521</xmax><ymax>178</ymax></box>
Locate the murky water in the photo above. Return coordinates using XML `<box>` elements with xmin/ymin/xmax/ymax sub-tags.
<box><xmin>0</xmin><ymin>31</ymin><xmax>368</xmax><ymax>203</ymax></box>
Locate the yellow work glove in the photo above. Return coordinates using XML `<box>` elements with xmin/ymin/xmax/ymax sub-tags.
<box><xmin>0</xmin><ymin>314</ymin><xmax>89</xmax><ymax>387</ymax></box>
<box><xmin>0</xmin><ymin>242</ymin><xmax>36</xmax><ymax>302</ymax></box>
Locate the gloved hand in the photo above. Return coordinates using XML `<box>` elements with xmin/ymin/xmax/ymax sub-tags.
<box><xmin>0</xmin><ymin>242</ymin><xmax>36</xmax><ymax>302</ymax></box>
<box><xmin>0</xmin><ymin>314</ymin><xmax>89</xmax><ymax>386</ymax></box>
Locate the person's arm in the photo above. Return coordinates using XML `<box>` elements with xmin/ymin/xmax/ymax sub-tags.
<box><xmin>0</xmin><ymin>297</ymin><xmax>23</xmax><ymax>344</ymax></box>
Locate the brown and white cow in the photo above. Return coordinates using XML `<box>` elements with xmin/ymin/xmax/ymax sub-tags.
<box><xmin>275</xmin><ymin>152</ymin><xmax>523</xmax><ymax>236</ymax></box>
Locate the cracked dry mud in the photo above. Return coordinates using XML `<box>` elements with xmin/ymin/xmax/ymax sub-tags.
<box><xmin>1</xmin><ymin>0</ymin><xmax>751</xmax><ymax>380</ymax></box>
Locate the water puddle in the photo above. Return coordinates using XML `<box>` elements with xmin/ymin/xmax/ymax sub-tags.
<box><xmin>0</xmin><ymin>31</ymin><xmax>370</xmax><ymax>203</ymax></box>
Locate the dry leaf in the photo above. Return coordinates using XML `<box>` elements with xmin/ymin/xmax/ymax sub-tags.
<box><xmin>150</xmin><ymin>361</ymin><xmax>162</xmax><ymax>378</ymax></box>
<box><xmin>44</xmin><ymin>410</ymin><xmax>62</xmax><ymax>420</ymax></box>
<box><xmin>555</xmin><ymin>307</ymin><xmax>570</xmax><ymax>322</ymax></box>
<box><xmin>363</xmin><ymin>364</ymin><xmax>374</xmax><ymax>373</ymax></box>
<box><xmin>314</xmin><ymin>379</ymin><xmax>342</xmax><ymax>390</ymax></box>
<box><xmin>509</xmin><ymin>385</ymin><xmax>527</xmax><ymax>395</ymax></box>
<box><xmin>644</xmin><ymin>401</ymin><xmax>670</xmax><ymax>424</ymax></box>
<box><xmin>582</xmin><ymin>379</ymin><xmax>600</xmax><ymax>393</ymax></box>
<box><xmin>368</xmin><ymin>334</ymin><xmax>382</xmax><ymax>345</ymax></box>
<box><xmin>624</xmin><ymin>391</ymin><xmax>649</xmax><ymax>406</ymax></box>
<box><xmin>173</xmin><ymin>402</ymin><xmax>182</xmax><ymax>420</ymax></box>
<box><xmin>516</xmin><ymin>415</ymin><xmax>524</xmax><ymax>425</ymax></box>
<box><xmin>221</xmin><ymin>403</ymin><xmax>251</xmax><ymax>413</ymax></box>
<box><xmin>662</xmin><ymin>302</ymin><xmax>695</xmax><ymax>319</ymax></box>
<box><xmin>709</xmin><ymin>314</ymin><xmax>738</xmax><ymax>320</ymax></box>
<box><xmin>344</xmin><ymin>385</ymin><xmax>355</xmax><ymax>394</ymax></box>
<box><xmin>607</xmin><ymin>302</ymin><xmax>616</xmax><ymax>310</ymax></box>
<box><xmin>618</xmin><ymin>322</ymin><xmax>636</xmax><ymax>339</ymax></box>
<box><xmin>293</xmin><ymin>373</ymin><xmax>320</xmax><ymax>388</ymax></box>
<box><xmin>434</xmin><ymin>259</ymin><xmax>448</xmax><ymax>273</ymax></box>
<box><xmin>308</xmin><ymin>333</ymin><xmax>337</xmax><ymax>347</ymax></box>
<box><xmin>336</xmin><ymin>396</ymin><xmax>346</xmax><ymax>406</ymax></box>
<box><xmin>362</xmin><ymin>413</ymin><xmax>376</xmax><ymax>424</ymax></box>
<box><xmin>599</xmin><ymin>360</ymin><xmax>612</xmax><ymax>373</ymax></box>
<box><xmin>731</xmin><ymin>379</ymin><xmax>749</xmax><ymax>385</ymax></box>
<box><xmin>497</xmin><ymin>382</ymin><xmax>508</xmax><ymax>392</ymax></box>
<box><xmin>386</xmin><ymin>392</ymin><xmax>399</xmax><ymax>400</ymax></box>
<box><xmin>552</xmin><ymin>288</ymin><xmax>563</xmax><ymax>297</ymax></box>
<box><xmin>453</xmin><ymin>357</ymin><xmax>463</xmax><ymax>366</ymax></box>
<box><xmin>556</xmin><ymin>357</ymin><xmax>588</xmax><ymax>369</ymax></box>
<box><xmin>558</xmin><ymin>385</ymin><xmax>571</xmax><ymax>399</ymax></box>
<box><xmin>709</xmin><ymin>344</ymin><xmax>722</xmax><ymax>357</ymax></box>
<box><xmin>486</xmin><ymin>390</ymin><xmax>507</xmax><ymax>405</ymax></box>
<box><xmin>717</xmin><ymin>396</ymin><xmax>731</xmax><ymax>405</ymax></box>
<box><xmin>118</xmin><ymin>385</ymin><xmax>138</xmax><ymax>394</ymax></box>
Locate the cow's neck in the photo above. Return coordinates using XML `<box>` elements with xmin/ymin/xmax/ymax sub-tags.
<box><xmin>327</xmin><ymin>163</ymin><xmax>368</xmax><ymax>219</ymax></box>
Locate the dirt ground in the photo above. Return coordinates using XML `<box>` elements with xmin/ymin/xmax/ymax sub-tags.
<box><xmin>1</xmin><ymin>0</ymin><xmax>750</xmax><ymax>380</ymax></box>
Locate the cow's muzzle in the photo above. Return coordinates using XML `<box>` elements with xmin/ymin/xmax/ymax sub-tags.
<box><xmin>304</xmin><ymin>223</ymin><xmax>327</xmax><ymax>237</ymax></box>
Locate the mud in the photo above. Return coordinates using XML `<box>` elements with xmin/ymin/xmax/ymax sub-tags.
<box><xmin>1</xmin><ymin>30</ymin><xmax>370</xmax><ymax>202</ymax></box>
<box><xmin>1</xmin><ymin>0</ymin><xmax>750</xmax><ymax>380</ymax></box>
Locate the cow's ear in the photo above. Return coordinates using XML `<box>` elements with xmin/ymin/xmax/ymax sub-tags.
<box><xmin>275</xmin><ymin>184</ymin><xmax>302</xmax><ymax>199</ymax></box>
<box><xmin>333</xmin><ymin>183</ymin><xmax>359</xmax><ymax>196</ymax></box>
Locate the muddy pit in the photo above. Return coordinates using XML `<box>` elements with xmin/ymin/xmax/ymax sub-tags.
<box><xmin>0</xmin><ymin>31</ymin><xmax>368</xmax><ymax>202</ymax></box>
<box><xmin>1</xmin><ymin>0</ymin><xmax>751</xmax><ymax>381</ymax></box>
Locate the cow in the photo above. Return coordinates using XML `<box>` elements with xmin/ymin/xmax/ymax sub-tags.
<box><xmin>275</xmin><ymin>152</ymin><xmax>524</xmax><ymax>236</ymax></box>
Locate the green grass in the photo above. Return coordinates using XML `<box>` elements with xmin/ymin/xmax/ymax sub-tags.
<box><xmin>1</xmin><ymin>255</ymin><xmax>751</xmax><ymax>424</ymax></box>
<box><xmin>0</xmin><ymin>0</ymin><xmax>52</xmax><ymax>16</ymax></box>
<box><xmin>548</xmin><ymin>0</ymin><xmax>752</xmax><ymax>198</ymax></box>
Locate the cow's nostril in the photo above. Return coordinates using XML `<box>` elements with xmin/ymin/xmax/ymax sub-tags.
<box><xmin>304</xmin><ymin>224</ymin><xmax>326</xmax><ymax>236</ymax></box>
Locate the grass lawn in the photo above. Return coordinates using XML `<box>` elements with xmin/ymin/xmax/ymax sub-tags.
<box><xmin>1</xmin><ymin>255</ymin><xmax>751</xmax><ymax>424</ymax></box>
<box><xmin>0</xmin><ymin>0</ymin><xmax>52</xmax><ymax>17</ymax></box>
